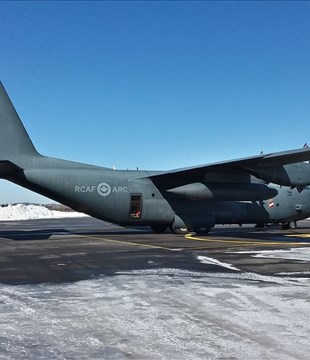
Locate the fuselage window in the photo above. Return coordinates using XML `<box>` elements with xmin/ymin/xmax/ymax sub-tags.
<box><xmin>130</xmin><ymin>194</ymin><xmax>142</xmax><ymax>219</ymax></box>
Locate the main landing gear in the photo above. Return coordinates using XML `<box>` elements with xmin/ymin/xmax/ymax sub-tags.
<box><xmin>170</xmin><ymin>224</ymin><xmax>190</xmax><ymax>235</ymax></box>
<box><xmin>150</xmin><ymin>224</ymin><xmax>168</xmax><ymax>234</ymax></box>
<box><xmin>281</xmin><ymin>221</ymin><xmax>297</xmax><ymax>230</ymax></box>
<box><xmin>150</xmin><ymin>223</ymin><xmax>211</xmax><ymax>235</ymax></box>
<box><xmin>193</xmin><ymin>226</ymin><xmax>211</xmax><ymax>235</ymax></box>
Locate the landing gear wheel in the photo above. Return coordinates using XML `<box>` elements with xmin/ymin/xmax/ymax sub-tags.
<box><xmin>151</xmin><ymin>224</ymin><xmax>168</xmax><ymax>234</ymax></box>
<box><xmin>170</xmin><ymin>225</ymin><xmax>189</xmax><ymax>235</ymax></box>
<box><xmin>194</xmin><ymin>226</ymin><xmax>210</xmax><ymax>235</ymax></box>
<box><xmin>282</xmin><ymin>221</ymin><xmax>297</xmax><ymax>230</ymax></box>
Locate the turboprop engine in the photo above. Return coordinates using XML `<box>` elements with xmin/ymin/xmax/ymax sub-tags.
<box><xmin>166</xmin><ymin>182</ymin><xmax>278</xmax><ymax>201</ymax></box>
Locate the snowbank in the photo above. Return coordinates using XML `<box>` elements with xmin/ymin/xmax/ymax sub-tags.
<box><xmin>0</xmin><ymin>204</ymin><xmax>88</xmax><ymax>221</ymax></box>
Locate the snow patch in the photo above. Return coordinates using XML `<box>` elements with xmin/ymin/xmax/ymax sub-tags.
<box><xmin>197</xmin><ymin>255</ymin><xmax>240</xmax><ymax>271</ymax></box>
<box><xmin>0</xmin><ymin>204</ymin><xmax>88</xmax><ymax>221</ymax></box>
<box><xmin>277</xmin><ymin>271</ymin><xmax>310</xmax><ymax>276</ymax></box>
<box><xmin>1</xmin><ymin>271</ymin><xmax>309</xmax><ymax>360</ymax></box>
<box><xmin>234</xmin><ymin>248</ymin><xmax>310</xmax><ymax>262</ymax></box>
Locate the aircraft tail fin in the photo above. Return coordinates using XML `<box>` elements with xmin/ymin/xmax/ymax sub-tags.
<box><xmin>0</xmin><ymin>82</ymin><xmax>39</xmax><ymax>168</ymax></box>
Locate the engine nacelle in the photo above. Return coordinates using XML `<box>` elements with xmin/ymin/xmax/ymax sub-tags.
<box><xmin>249</xmin><ymin>163</ymin><xmax>310</xmax><ymax>186</ymax></box>
<box><xmin>167</xmin><ymin>182</ymin><xmax>278</xmax><ymax>201</ymax></box>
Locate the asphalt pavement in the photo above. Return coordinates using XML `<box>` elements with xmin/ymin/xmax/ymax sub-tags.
<box><xmin>0</xmin><ymin>217</ymin><xmax>310</xmax><ymax>284</ymax></box>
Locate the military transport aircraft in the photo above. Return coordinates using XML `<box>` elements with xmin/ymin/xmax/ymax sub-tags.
<box><xmin>1</xmin><ymin>82</ymin><xmax>310</xmax><ymax>235</ymax></box>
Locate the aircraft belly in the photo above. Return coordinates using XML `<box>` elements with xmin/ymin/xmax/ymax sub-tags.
<box><xmin>167</xmin><ymin>200</ymin><xmax>247</xmax><ymax>227</ymax></box>
<box><xmin>213</xmin><ymin>202</ymin><xmax>247</xmax><ymax>223</ymax></box>
<box><xmin>237</xmin><ymin>201</ymin><xmax>270</xmax><ymax>223</ymax></box>
<box><xmin>142</xmin><ymin>198</ymin><xmax>174</xmax><ymax>223</ymax></box>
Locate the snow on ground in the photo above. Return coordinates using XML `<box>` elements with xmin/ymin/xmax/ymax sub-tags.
<box><xmin>0</xmin><ymin>205</ymin><xmax>309</xmax><ymax>359</ymax></box>
<box><xmin>0</xmin><ymin>271</ymin><xmax>309</xmax><ymax>360</ymax></box>
<box><xmin>0</xmin><ymin>204</ymin><xmax>88</xmax><ymax>221</ymax></box>
<box><xmin>197</xmin><ymin>255</ymin><xmax>240</xmax><ymax>271</ymax></box>
<box><xmin>234</xmin><ymin>247</ymin><xmax>310</xmax><ymax>262</ymax></box>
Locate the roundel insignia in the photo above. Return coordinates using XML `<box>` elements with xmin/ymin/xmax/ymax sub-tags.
<box><xmin>97</xmin><ymin>182</ymin><xmax>111</xmax><ymax>197</ymax></box>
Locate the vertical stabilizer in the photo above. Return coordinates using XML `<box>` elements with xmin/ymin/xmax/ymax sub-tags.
<box><xmin>0</xmin><ymin>82</ymin><xmax>39</xmax><ymax>160</ymax></box>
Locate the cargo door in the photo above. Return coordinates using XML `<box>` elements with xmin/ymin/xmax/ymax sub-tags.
<box><xmin>129</xmin><ymin>194</ymin><xmax>142</xmax><ymax>219</ymax></box>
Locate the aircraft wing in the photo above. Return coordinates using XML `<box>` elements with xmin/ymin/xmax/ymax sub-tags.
<box><xmin>148</xmin><ymin>148</ymin><xmax>310</xmax><ymax>187</ymax></box>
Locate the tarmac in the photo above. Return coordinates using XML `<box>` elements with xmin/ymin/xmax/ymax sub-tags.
<box><xmin>0</xmin><ymin>217</ymin><xmax>310</xmax><ymax>284</ymax></box>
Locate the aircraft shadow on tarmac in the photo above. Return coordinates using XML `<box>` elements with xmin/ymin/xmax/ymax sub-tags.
<box><xmin>75</xmin><ymin>229</ymin><xmax>310</xmax><ymax>244</ymax></box>
<box><xmin>0</xmin><ymin>229</ymin><xmax>71</xmax><ymax>241</ymax></box>
<box><xmin>0</xmin><ymin>227</ymin><xmax>153</xmax><ymax>241</ymax></box>
<box><xmin>0</xmin><ymin>224</ymin><xmax>309</xmax><ymax>243</ymax></box>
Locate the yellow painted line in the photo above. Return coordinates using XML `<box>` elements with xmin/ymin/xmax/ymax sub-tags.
<box><xmin>184</xmin><ymin>244</ymin><xmax>264</xmax><ymax>250</ymax></box>
<box><xmin>185</xmin><ymin>234</ymin><xmax>310</xmax><ymax>247</ymax></box>
<box><xmin>68</xmin><ymin>232</ymin><xmax>310</xmax><ymax>251</ymax></box>
<box><xmin>285</xmin><ymin>234</ymin><xmax>310</xmax><ymax>239</ymax></box>
<box><xmin>185</xmin><ymin>234</ymin><xmax>274</xmax><ymax>246</ymax></box>
<box><xmin>71</xmin><ymin>234</ymin><xmax>171</xmax><ymax>251</ymax></box>
<box><xmin>186</xmin><ymin>234</ymin><xmax>256</xmax><ymax>244</ymax></box>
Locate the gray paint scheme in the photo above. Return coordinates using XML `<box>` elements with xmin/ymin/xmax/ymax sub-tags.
<box><xmin>1</xmin><ymin>82</ymin><xmax>310</xmax><ymax>234</ymax></box>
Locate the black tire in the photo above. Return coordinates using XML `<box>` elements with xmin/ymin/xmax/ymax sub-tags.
<box><xmin>194</xmin><ymin>226</ymin><xmax>210</xmax><ymax>235</ymax></box>
<box><xmin>151</xmin><ymin>224</ymin><xmax>168</xmax><ymax>234</ymax></box>
<box><xmin>282</xmin><ymin>221</ymin><xmax>297</xmax><ymax>230</ymax></box>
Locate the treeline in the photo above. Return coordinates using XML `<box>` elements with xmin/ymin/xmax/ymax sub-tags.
<box><xmin>44</xmin><ymin>204</ymin><xmax>74</xmax><ymax>212</ymax></box>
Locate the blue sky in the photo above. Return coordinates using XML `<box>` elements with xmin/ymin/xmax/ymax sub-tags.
<box><xmin>1</xmin><ymin>1</ymin><xmax>310</xmax><ymax>203</ymax></box>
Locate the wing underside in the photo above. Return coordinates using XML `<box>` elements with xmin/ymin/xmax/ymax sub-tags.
<box><xmin>146</xmin><ymin>148</ymin><xmax>310</xmax><ymax>200</ymax></box>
